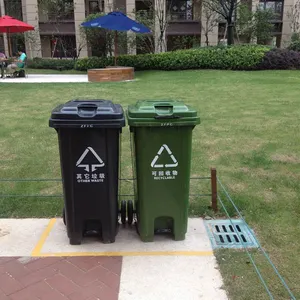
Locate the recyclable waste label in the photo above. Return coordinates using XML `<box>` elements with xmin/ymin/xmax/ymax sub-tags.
<box><xmin>150</xmin><ymin>144</ymin><xmax>178</xmax><ymax>180</ymax></box>
<box><xmin>76</xmin><ymin>147</ymin><xmax>105</xmax><ymax>183</ymax></box>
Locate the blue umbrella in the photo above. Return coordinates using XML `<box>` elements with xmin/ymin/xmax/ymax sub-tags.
<box><xmin>81</xmin><ymin>11</ymin><xmax>151</xmax><ymax>65</ymax></box>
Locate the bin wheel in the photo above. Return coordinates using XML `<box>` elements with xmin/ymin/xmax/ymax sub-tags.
<box><xmin>127</xmin><ymin>200</ymin><xmax>134</xmax><ymax>225</ymax></box>
<box><xmin>120</xmin><ymin>200</ymin><xmax>127</xmax><ymax>225</ymax></box>
<box><xmin>62</xmin><ymin>207</ymin><xmax>66</xmax><ymax>225</ymax></box>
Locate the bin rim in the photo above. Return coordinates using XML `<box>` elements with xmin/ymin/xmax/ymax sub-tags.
<box><xmin>127</xmin><ymin>100</ymin><xmax>200</xmax><ymax>127</ymax></box>
<box><xmin>49</xmin><ymin>99</ymin><xmax>126</xmax><ymax>129</ymax></box>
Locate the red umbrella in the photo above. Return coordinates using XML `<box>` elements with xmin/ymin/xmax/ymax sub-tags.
<box><xmin>0</xmin><ymin>15</ymin><xmax>34</xmax><ymax>56</ymax></box>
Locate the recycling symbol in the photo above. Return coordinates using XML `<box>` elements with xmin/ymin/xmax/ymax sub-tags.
<box><xmin>151</xmin><ymin>144</ymin><xmax>178</xmax><ymax>168</ymax></box>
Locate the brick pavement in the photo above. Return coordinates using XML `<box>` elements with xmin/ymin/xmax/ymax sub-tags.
<box><xmin>0</xmin><ymin>256</ymin><xmax>122</xmax><ymax>300</ymax></box>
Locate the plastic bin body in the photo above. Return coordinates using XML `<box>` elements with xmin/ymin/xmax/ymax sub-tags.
<box><xmin>49</xmin><ymin>100</ymin><xmax>125</xmax><ymax>245</ymax></box>
<box><xmin>127</xmin><ymin>100</ymin><xmax>200</xmax><ymax>242</ymax></box>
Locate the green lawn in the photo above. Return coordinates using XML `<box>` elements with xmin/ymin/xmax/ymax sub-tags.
<box><xmin>0</xmin><ymin>70</ymin><xmax>299</xmax><ymax>299</ymax></box>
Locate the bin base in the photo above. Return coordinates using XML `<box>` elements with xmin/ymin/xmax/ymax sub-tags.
<box><xmin>66</xmin><ymin>218</ymin><xmax>119</xmax><ymax>245</ymax></box>
<box><xmin>68</xmin><ymin>232</ymin><xmax>116</xmax><ymax>245</ymax></box>
<box><xmin>136</xmin><ymin>217</ymin><xmax>187</xmax><ymax>242</ymax></box>
<box><xmin>102</xmin><ymin>235</ymin><xmax>116</xmax><ymax>244</ymax></box>
<box><xmin>139</xmin><ymin>232</ymin><xmax>186</xmax><ymax>242</ymax></box>
<box><xmin>69</xmin><ymin>235</ymin><xmax>82</xmax><ymax>245</ymax></box>
<box><xmin>174</xmin><ymin>233</ymin><xmax>186</xmax><ymax>241</ymax></box>
<box><xmin>139</xmin><ymin>235</ymin><xmax>154</xmax><ymax>243</ymax></box>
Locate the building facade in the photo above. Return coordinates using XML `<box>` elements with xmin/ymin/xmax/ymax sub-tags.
<box><xmin>0</xmin><ymin>0</ymin><xmax>298</xmax><ymax>58</ymax></box>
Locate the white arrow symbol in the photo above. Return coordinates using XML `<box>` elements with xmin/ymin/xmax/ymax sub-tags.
<box><xmin>76</xmin><ymin>147</ymin><xmax>105</xmax><ymax>172</ymax></box>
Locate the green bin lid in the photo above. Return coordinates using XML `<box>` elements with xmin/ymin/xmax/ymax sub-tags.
<box><xmin>127</xmin><ymin>100</ymin><xmax>200</xmax><ymax>127</ymax></box>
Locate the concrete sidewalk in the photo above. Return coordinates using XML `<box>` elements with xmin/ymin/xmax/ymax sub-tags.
<box><xmin>0</xmin><ymin>218</ymin><xmax>228</xmax><ymax>300</ymax></box>
<box><xmin>0</xmin><ymin>74</ymin><xmax>88</xmax><ymax>83</ymax></box>
<box><xmin>0</xmin><ymin>74</ymin><xmax>137</xmax><ymax>83</ymax></box>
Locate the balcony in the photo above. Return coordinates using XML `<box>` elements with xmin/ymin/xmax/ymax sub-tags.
<box><xmin>39</xmin><ymin>10</ymin><xmax>75</xmax><ymax>35</ymax></box>
<box><xmin>165</xmin><ymin>0</ymin><xmax>200</xmax><ymax>35</ymax></box>
<box><xmin>166</xmin><ymin>0</ymin><xmax>193</xmax><ymax>21</ymax></box>
<box><xmin>39</xmin><ymin>22</ymin><xmax>76</xmax><ymax>35</ymax></box>
<box><xmin>46</xmin><ymin>12</ymin><xmax>74</xmax><ymax>22</ymax></box>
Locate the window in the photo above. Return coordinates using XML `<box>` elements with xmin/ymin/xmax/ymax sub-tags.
<box><xmin>259</xmin><ymin>0</ymin><xmax>283</xmax><ymax>20</ymax></box>
<box><xmin>4</xmin><ymin>0</ymin><xmax>22</xmax><ymax>20</ymax></box>
<box><xmin>51</xmin><ymin>35</ymin><xmax>76</xmax><ymax>58</ymax></box>
<box><xmin>167</xmin><ymin>35</ymin><xmax>199</xmax><ymax>51</ymax></box>
<box><xmin>89</xmin><ymin>1</ymin><xmax>104</xmax><ymax>14</ymax></box>
<box><xmin>48</xmin><ymin>0</ymin><xmax>74</xmax><ymax>21</ymax></box>
<box><xmin>136</xmin><ymin>1</ymin><xmax>151</xmax><ymax>12</ymax></box>
<box><xmin>166</xmin><ymin>0</ymin><xmax>193</xmax><ymax>21</ymax></box>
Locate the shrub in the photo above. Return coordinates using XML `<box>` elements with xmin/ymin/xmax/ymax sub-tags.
<box><xmin>74</xmin><ymin>44</ymin><xmax>270</xmax><ymax>71</ymax></box>
<box><xmin>288</xmin><ymin>41</ymin><xmax>300</xmax><ymax>52</ymax></box>
<box><xmin>73</xmin><ymin>56</ymin><xmax>113</xmax><ymax>71</ymax></box>
<box><xmin>257</xmin><ymin>48</ymin><xmax>300</xmax><ymax>70</ymax></box>
<box><xmin>288</xmin><ymin>32</ymin><xmax>300</xmax><ymax>51</ymax></box>
<box><xmin>31</xmin><ymin>45</ymin><xmax>300</xmax><ymax>72</ymax></box>
<box><xmin>27</xmin><ymin>58</ymin><xmax>75</xmax><ymax>70</ymax></box>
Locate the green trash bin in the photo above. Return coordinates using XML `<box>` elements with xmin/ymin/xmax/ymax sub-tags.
<box><xmin>127</xmin><ymin>100</ymin><xmax>200</xmax><ymax>242</ymax></box>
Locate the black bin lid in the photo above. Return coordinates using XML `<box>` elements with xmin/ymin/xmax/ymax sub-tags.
<box><xmin>49</xmin><ymin>100</ymin><xmax>125</xmax><ymax>128</ymax></box>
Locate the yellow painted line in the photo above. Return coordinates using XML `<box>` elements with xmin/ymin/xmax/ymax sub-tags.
<box><xmin>31</xmin><ymin>218</ymin><xmax>213</xmax><ymax>258</ymax></box>
<box><xmin>31</xmin><ymin>218</ymin><xmax>57</xmax><ymax>257</ymax></box>
<box><xmin>36</xmin><ymin>250</ymin><xmax>213</xmax><ymax>257</ymax></box>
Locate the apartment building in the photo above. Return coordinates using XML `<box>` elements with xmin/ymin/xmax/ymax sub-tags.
<box><xmin>0</xmin><ymin>0</ymin><xmax>297</xmax><ymax>58</ymax></box>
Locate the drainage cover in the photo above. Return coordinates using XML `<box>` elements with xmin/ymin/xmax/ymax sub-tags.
<box><xmin>204</xmin><ymin>219</ymin><xmax>259</xmax><ymax>249</ymax></box>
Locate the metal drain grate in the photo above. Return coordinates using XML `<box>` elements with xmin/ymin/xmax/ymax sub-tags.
<box><xmin>204</xmin><ymin>219</ymin><xmax>259</xmax><ymax>249</ymax></box>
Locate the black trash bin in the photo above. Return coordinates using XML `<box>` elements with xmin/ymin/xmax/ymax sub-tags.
<box><xmin>49</xmin><ymin>100</ymin><xmax>125</xmax><ymax>245</ymax></box>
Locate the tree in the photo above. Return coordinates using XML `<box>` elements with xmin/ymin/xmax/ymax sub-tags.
<box><xmin>154</xmin><ymin>0</ymin><xmax>168</xmax><ymax>52</ymax></box>
<box><xmin>38</xmin><ymin>0</ymin><xmax>74</xmax><ymax>22</ymax></box>
<box><xmin>236</xmin><ymin>4</ymin><xmax>254</xmax><ymax>43</ymax></box>
<box><xmin>203</xmin><ymin>0</ymin><xmax>240</xmax><ymax>45</ymax></box>
<box><xmin>82</xmin><ymin>13</ymin><xmax>128</xmax><ymax>57</ymax></box>
<box><xmin>82</xmin><ymin>13</ymin><xmax>108</xmax><ymax>57</ymax></box>
<box><xmin>38</xmin><ymin>0</ymin><xmax>80</xmax><ymax>58</ymax></box>
<box><xmin>254</xmin><ymin>9</ymin><xmax>275</xmax><ymax>45</ymax></box>
<box><xmin>167</xmin><ymin>35</ymin><xmax>199</xmax><ymax>50</ymax></box>
<box><xmin>22</xmin><ymin>31</ymin><xmax>43</xmax><ymax>57</ymax></box>
<box><xmin>286</xmin><ymin>0</ymin><xmax>300</xmax><ymax>47</ymax></box>
<box><xmin>134</xmin><ymin>9</ymin><xmax>155</xmax><ymax>53</ymax></box>
<box><xmin>287</xmin><ymin>0</ymin><xmax>300</xmax><ymax>34</ymax></box>
<box><xmin>136</xmin><ymin>0</ymin><xmax>173</xmax><ymax>53</ymax></box>
<box><xmin>200</xmin><ymin>3</ymin><xmax>220</xmax><ymax>46</ymax></box>
<box><xmin>73</xmin><ymin>30</ymin><xmax>87</xmax><ymax>60</ymax></box>
<box><xmin>134</xmin><ymin>6</ymin><xmax>199</xmax><ymax>53</ymax></box>
<box><xmin>236</xmin><ymin>5</ymin><xmax>275</xmax><ymax>45</ymax></box>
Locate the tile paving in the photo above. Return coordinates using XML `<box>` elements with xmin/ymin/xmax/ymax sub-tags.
<box><xmin>0</xmin><ymin>218</ymin><xmax>227</xmax><ymax>300</ymax></box>
<box><xmin>0</xmin><ymin>256</ymin><xmax>122</xmax><ymax>300</ymax></box>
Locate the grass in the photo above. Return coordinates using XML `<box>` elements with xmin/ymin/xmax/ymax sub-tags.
<box><xmin>0</xmin><ymin>70</ymin><xmax>300</xmax><ymax>299</ymax></box>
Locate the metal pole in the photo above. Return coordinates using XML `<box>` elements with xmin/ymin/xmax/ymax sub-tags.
<box><xmin>114</xmin><ymin>30</ymin><xmax>117</xmax><ymax>66</ymax></box>
<box><xmin>211</xmin><ymin>168</ymin><xmax>218</xmax><ymax>212</ymax></box>
<box><xmin>7</xmin><ymin>27</ymin><xmax>11</xmax><ymax>57</ymax></box>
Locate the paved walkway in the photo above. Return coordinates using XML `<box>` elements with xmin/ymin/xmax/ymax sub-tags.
<box><xmin>0</xmin><ymin>74</ymin><xmax>137</xmax><ymax>83</ymax></box>
<box><xmin>0</xmin><ymin>256</ymin><xmax>121</xmax><ymax>300</ymax></box>
<box><xmin>0</xmin><ymin>218</ymin><xmax>228</xmax><ymax>300</ymax></box>
<box><xmin>0</xmin><ymin>74</ymin><xmax>88</xmax><ymax>83</ymax></box>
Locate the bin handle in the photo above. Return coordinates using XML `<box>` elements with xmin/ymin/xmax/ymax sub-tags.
<box><xmin>154</xmin><ymin>105</ymin><xmax>181</xmax><ymax>119</ymax></box>
<box><xmin>154</xmin><ymin>115</ymin><xmax>181</xmax><ymax>119</ymax></box>
<box><xmin>78</xmin><ymin>103</ymin><xmax>98</xmax><ymax>110</ymax></box>
<box><xmin>78</xmin><ymin>103</ymin><xmax>98</xmax><ymax>118</ymax></box>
